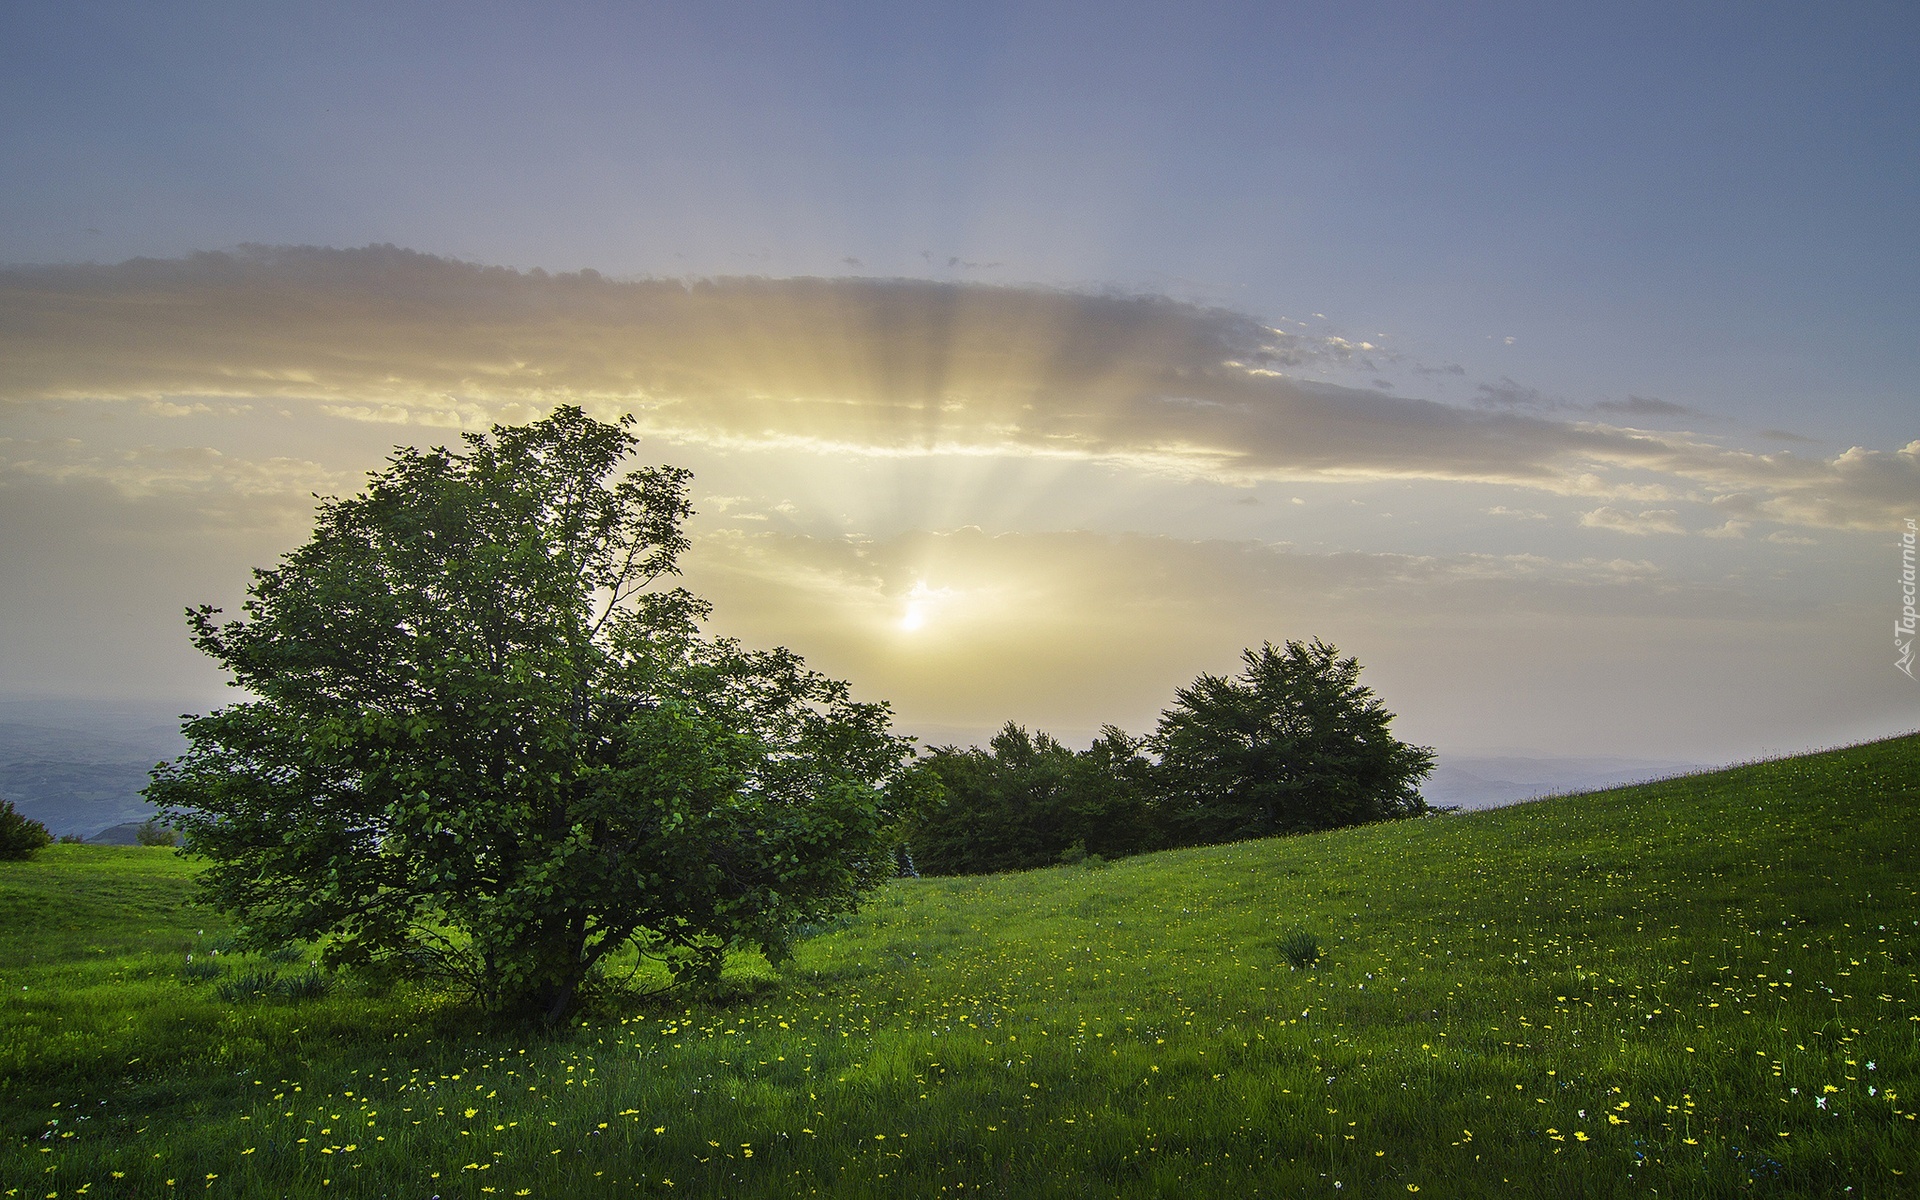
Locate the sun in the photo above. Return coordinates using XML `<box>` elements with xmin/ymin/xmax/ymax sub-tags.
<box><xmin>897</xmin><ymin>580</ymin><xmax>947</xmax><ymax>633</ymax></box>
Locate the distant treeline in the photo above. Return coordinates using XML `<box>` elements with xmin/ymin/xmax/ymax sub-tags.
<box><xmin>898</xmin><ymin>640</ymin><xmax>1436</xmax><ymax>876</ymax></box>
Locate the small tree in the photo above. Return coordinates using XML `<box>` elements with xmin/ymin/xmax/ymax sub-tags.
<box><xmin>135</xmin><ymin>819</ymin><xmax>180</xmax><ymax>846</ymax></box>
<box><xmin>0</xmin><ymin>799</ymin><xmax>53</xmax><ymax>860</ymax></box>
<box><xmin>148</xmin><ymin>407</ymin><xmax>910</xmax><ymax>1022</ymax></box>
<box><xmin>1149</xmin><ymin>639</ymin><xmax>1432</xmax><ymax>843</ymax></box>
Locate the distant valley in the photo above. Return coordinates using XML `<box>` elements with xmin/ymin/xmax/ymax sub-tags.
<box><xmin>0</xmin><ymin>697</ymin><xmax>189</xmax><ymax>838</ymax></box>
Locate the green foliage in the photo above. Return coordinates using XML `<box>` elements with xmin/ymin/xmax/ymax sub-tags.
<box><xmin>4</xmin><ymin>736</ymin><xmax>1918</xmax><ymax>1196</ymax></box>
<box><xmin>179</xmin><ymin>956</ymin><xmax>222</xmax><ymax>981</ymax></box>
<box><xmin>134</xmin><ymin>818</ymin><xmax>179</xmax><ymax>846</ymax></box>
<box><xmin>274</xmin><ymin>969</ymin><xmax>333</xmax><ymax>1000</ymax></box>
<box><xmin>147</xmin><ymin>406</ymin><xmax>910</xmax><ymax>1023</ymax></box>
<box><xmin>909</xmin><ymin>723</ymin><xmax>1159</xmax><ymax>874</ymax></box>
<box><xmin>1151</xmin><ymin>639</ymin><xmax>1434</xmax><ymax>841</ymax></box>
<box><xmin>907</xmin><ymin>642</ymin><xmax>1432</xmax><ymax>876</ymax></box>
<box><xmin>215</xmin><ymin>969</ymin><xmax>280</xmax><ymax>1002</ymax></box>
<box><xmin>1277</xmin><ymin>926</ymin><xmax>1321</xmax><ymax>969</ymax></box>
<box><xmin>0</xmin><ymin>798</ymin><xmax>52</xmax><ymax>860</ymax></box>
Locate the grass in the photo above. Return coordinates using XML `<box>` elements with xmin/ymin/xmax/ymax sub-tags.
<box><xmin>2</xmin><ymin>734</ymin><xmax>1916</xmax><ymax>1198</ymax></box>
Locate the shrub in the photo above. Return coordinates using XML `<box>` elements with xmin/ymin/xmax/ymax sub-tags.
<box><xmin>1278</xmin><ymin>927</ymin><xmax>1321</xmax><ymax>970</ymax></box>
<box><xmin>180</xmin><ymin>957</ymin><xmax>223</xmax><ymax>982</ymax></box>
<box><xmin>217</xmin><ymin>969</ymin><xmax>280</xmax><ymax>1002</ymax></box>
<box><xmin>135</xmin><ymin>819</ymin><xmax>180</xmax><ymax>847</ymax></box>
<box><xmin>275</xmin><ymin>970</ymin><xmax>333</xmax><ymax>1000</ymax></box>
<box><xmin>0</xmin><ymin>800</ymin><xmax>53</xmax><ymax>860</ymax></box>
<box><xmin>264</xmin><ymin>944</ymin><xmax>308</xmax><ymax>964</ymax></box>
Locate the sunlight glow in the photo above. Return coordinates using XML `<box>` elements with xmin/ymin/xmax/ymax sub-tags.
<box><xmin>898</xmin><ymin>580</ymin><xmax>951</xmax><ymax>633</ymax></box>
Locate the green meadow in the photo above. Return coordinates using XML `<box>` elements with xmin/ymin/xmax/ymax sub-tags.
<box><xmin>3</xmin><ymin>735</ymin><xmax>1917</xmax><ymax>1198</ymax></box>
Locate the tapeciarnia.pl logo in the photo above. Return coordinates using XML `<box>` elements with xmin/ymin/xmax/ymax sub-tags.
<box><xmin>1899</xmin><ymin>517</ymin><xmax>1917</xmax><ymax>679</ymax></box>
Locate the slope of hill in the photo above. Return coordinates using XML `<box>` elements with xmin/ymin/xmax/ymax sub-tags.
<box><xmin>0</xmin><ymin>734</ymin><xmax>1914</xmax><ymax>1197</ymax></box>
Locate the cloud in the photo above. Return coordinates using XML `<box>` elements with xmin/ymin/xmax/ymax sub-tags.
<box><xmin>684</xmin><ymin>525</ymin><xmax>1826</xmax><ymax>724</ymax></box>
<box><xmin>2</xmin><ymin>246</ymin><xmax>1911</xmax><ymax>530</ymax></box>
<box><xmin>142</xmin><ymin>400</ymin><xmax>214</xmax><ymax>418</ymax></box>
<box><xmin>678</xmin><ymin>526</ymin><xmax>1784</xmax><ymax>732</ymax></box>
<box><xmin>691</xmin><ymin>526</ymin><xmax>1768</xmax><ymax>646</ymax></box>
<box><xmin>1474</xmin><ymin>377</ymin><xmax>1552</xmax><ymax>410</ymax></box>
<box><xmin>0</xmin><ymin>435</ymin><xmax>350</xmax><ymax>502</ymax></box>
<box><xmin>1592</xmin><ymin>394</ymin><xmax>1694</xmax><ymax>419</ymax></box>
<box><xmin>1579</xmin><ymin>507</ymin><xmax>1686</xmax><ymax>536</ymax></box>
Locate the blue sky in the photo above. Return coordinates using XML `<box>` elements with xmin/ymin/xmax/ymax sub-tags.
<box><xmin>2</xmin><ymin>1</ymin><xmax>1916</xmax><ymax>761</ymax></box>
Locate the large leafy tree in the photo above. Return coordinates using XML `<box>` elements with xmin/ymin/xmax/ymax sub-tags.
<box><xmin>1150</xmin><ymin>639</ymin><xmax>1433</xmax><ymax>843</ymax></box>
<box><xmin>148</xmin><ymin>407</ymin><xmax>908</xmax><ymax>1022</ymax></box>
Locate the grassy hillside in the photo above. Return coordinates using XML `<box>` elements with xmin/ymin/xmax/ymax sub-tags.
<box><xmin>2</xmin><ymin>734</ymin><xmax>1916</xmax><ymax>1198</ymax></box>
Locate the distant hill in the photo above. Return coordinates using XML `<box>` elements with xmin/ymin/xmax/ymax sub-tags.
<box><xmin>87</xmin><ymin>820</ymin><xmax>180</xmax><ymax>845</ymax></box>
<box><xmin>0</xmin><ymin>697</ymin><xmax>192</xmax><ymax>838</ymax></box>
<box><xmin>1422</xmin><ymin>753</ymin><xmax>1707</xmax><ymax>810</ymax></box>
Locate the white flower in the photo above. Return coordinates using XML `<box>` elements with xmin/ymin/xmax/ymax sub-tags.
<box><xmin>1816</xmin><ymin>1096</ymin><xmax>1827</xmax><ymax>1109</ymax></box>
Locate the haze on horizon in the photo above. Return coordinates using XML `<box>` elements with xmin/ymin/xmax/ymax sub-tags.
<box><xmin>1</xmin><ymin>2</ymin><xmax>1915</xmax><ymax>768</ymax></box>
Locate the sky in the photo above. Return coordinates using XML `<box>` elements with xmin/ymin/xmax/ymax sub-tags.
<box><xmin>1</xmin><ymin>0</ymin><xmax>1916</xmax><ymax>765</ymax></box>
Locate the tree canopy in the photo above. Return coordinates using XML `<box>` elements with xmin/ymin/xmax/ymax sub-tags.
<box><xmin>149</xmin><ymin>407</ymin><xmax>909</xmax><ymax>1022</ymax></box>
<box><xmin>1150</xmin><ymin>639</ymin><xmax>1433</xmax><ymax>841</ymax></box>
<box><xmin>902</xmin><ymin>640</ymin><xmax>1433</xmax><ymax>874</ymax></box>
<box><xmin>907</xmin><ymin>723</ymin><xmax>1157</xmax><ymax>875</ymax></box>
